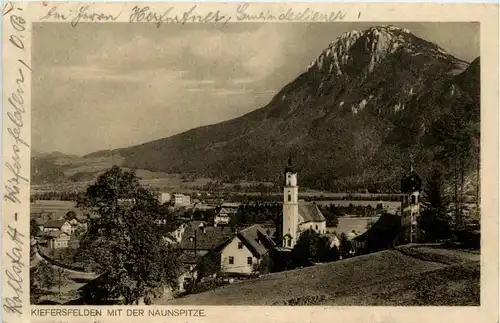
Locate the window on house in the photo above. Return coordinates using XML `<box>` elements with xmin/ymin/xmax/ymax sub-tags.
<box><xmin>247</xmin><ymin>257</ymin><xmax>253</xmax><ymax>265</ymax></box>
<box><xmin>288</xmin><ymin>194</ymin><xmax>291</xmax><ymax>202</ymax></box>
<box><xmin>229</xmin><ymin>256</ymin><xmax>234</xmax><ymax>264</ymax></box>
<box><xmin>315</xmin><ymin>225</ymin><xmax>318</xmax><ymax>230</ymax></box>
<box><xmin>238</xmin><ymin>242</ymin><xmax>243</xmax><ymax>249</ymax></box>
<box><xmin>411</xmin><ymin>195</ymin><xmax>416</xmax><ymax>205</ymax></box>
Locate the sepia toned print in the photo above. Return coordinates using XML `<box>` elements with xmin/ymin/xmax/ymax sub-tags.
<box><xmin>2</xmin><ymin>2</ymin><xmax>499</xmax><ymax>323</ymax></box>
<box><xmin>29</xmin><ymin>21</ymin><xmax>482</xmax><ymax>306</ymax></box>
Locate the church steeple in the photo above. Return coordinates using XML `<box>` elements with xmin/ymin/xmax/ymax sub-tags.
<box><xmin>282</xmin><ymin>155</ymin><xmax>299</xmax><ymax>248</ymax></box>
<box><xmin>284</xmin><ymin>153</ymin><xmax>296</xmax><ymax>175</ymax></box>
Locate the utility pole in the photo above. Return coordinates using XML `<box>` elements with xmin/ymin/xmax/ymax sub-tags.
<box><xmin>193</xmin><ymin>228</ymin><xmax>197</xmax><ymax>261</ymax></box>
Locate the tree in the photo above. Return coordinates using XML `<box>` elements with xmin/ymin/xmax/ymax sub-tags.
<box><xmin>32</xmin><ymin>262</ymin><xmax>56</xmax><ymax>290</ymax></box>
<box><xmin>418</xmin><ymin>168</ymin><xmax>452</xmax><ymax>241</ymax></box>
<box><xmin>65</xmin><ymin>210</ymin><xmax>77</xmax><ymax>221</ymax></box>
<box><xmin>252</xmin><ymin>254</ymin><xmax>273</xmax><ymax>275</ymax></box>
<box><xmin>54</xmin><ymin>267</ymin><xmax>69</xmax><ymax>300</ymax></box>
<box><xmin>30</xmin><ymin>218</ymin><xmax>40</xmax><ymax>237</ymax></box>
<box><xmin>76</xmin><ymin>166</ymin><xmax>182</xmax><ymax>304</ymax></box>
<box><xmin>292</xmin><ymin>229</ymin><xmax>333</xmax><ymax>266</ymax></box>
<box><xmin>339</xmin><ymin>232</ymin><xmax>353</xmax><ymax>259</ymax></box>
<box><xmin>197</xmin><ymin>250</ymin><xmax>221</xmax><ymax>280</ymax></box>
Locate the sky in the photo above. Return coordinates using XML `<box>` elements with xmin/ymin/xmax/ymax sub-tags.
<box><xmin>32</xmin><ymin>22</ymin><xmax>479</xmax><ymax>156</ymax></box>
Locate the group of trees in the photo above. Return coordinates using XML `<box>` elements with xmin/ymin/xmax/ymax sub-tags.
<box><xmin>418</xmin><ymin>168</ymin><xmax>453</xmax><ymax>242</ymax></box>
<box><xmin>73</xmin><ymin>166</ymin><xmax>183</xmax><ymax>304</ymax></box>
<box><xmin>229</xmin><ymin>204</ymin><xmax>281</xmax><ymax>227</ymax></box>
<box><xmin>286</xmin><ymin>229</ymin><xmax>354</xmax><ymax>269</ymax></box>
<box><xmin>31</xmin><ymin>262</ymin><xmax>69</xmax><ymax>303</ymax></box>
<box><xmin>194</xmin><ymin>181</ymin><xmax>278</xmax><ymax>194</ymax></box>
<box><xmin>30</xmin><ymin>191</ymin><xmax>85</xmax><ymax>202</ymax></box>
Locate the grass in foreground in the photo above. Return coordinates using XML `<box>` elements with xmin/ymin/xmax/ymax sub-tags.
<box><xmin>159</xmin><ymin>246</ymin><xmax>479</xmax><ymax>306</ymax></box>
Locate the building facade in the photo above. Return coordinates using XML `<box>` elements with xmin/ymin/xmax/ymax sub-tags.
<box><xmin>400</xmin><ymin>166</ymin><xmax>422</xmax><ymax>244</ymax></box>
<box><xmin>281</xmin><ymin>158</ymin><xmax>326</xmax><ymax>249</ymax></box>
<box><xmin>157</xmin><ymin>192</ymin><xmax>172</xmax><ymax>204</ymax></box>
<box><xmin>214</xmin><ymin>203</ymin><xmax>240</xmax><ymax>226</ymax></box>
<box><xmin>220</xmin><ymin>224</ymin><xmax>275</xmax><ymax>275</ymax></box>
<box><xmin>173</xmin><ymin>194</ymin><xmax>191</xmax><ymax>207</ymax></box>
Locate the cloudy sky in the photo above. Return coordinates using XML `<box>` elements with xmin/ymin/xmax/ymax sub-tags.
<box><xmin>32</xmin><ymin>22</ymin><xmax>479</xmax><ymax>156</ymax></box>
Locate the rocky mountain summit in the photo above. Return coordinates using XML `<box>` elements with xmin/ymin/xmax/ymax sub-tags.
<box><xmin>37</xmin><ymin>25</ymin><xmax>480</xmax><ymax>194</ymax></box>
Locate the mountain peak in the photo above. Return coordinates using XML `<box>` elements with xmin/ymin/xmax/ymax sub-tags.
<box><xmin>308</xmin><ymin>25</ymin><xmax>451</xmax><ymax>76</ymax></box>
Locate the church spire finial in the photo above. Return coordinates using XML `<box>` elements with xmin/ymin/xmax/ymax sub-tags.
<box><xmin>284</xmin><ymin>153</ymin><xmax>296</xmax><ymax>174</ymax></box>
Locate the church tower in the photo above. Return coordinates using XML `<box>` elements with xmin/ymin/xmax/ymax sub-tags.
<box><xmin>282</xmin><ymin>156</ymin><xmax>299</xmax><ymax>248</ymax></box>
<box><xmin>400</xmin><ymin>164</ymin><xmax>422</xmax><ymax>244</ymax></box>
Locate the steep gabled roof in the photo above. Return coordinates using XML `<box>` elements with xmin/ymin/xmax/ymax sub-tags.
<box><xmin>40</xmin><ymin>230</ymin><xmax>68</xmax><ymax>238</ymax></box>
<box><xmin>43</xmin><ymin>220</ymin><xmax>68</xmax><ymax>229</ymax></box>
<box><xmin>237</xmin><ymin>224</ymin><xmax>276</xmax><ymax>257</ymax></box>
<box><xmin>180</xmin><ymin>224</ymin><xmax>233</xmax><ymax>250</ymax></box>
<box><xmin>298</xmin><ymin>203</ymin><xmax>325</xmax><ymax>223</ymax></box>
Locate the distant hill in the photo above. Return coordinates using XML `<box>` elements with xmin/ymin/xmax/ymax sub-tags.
<box><xmin>34</xmin><ymin>25</ymin><xmax>480</xmax><ymax>194</ymax></box>
<box><xmin>87</xmin><ymin>25</ymin><xmax>479</xmax><ymax>193</ymax></box>
<box><xmin>158</xmin><ymin>245</ymin><xmax>479</xmax><ymax>306</ymax></box>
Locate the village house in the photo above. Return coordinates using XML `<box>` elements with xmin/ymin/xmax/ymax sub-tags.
<box><xmin>157</xmin><ymin>192</ymin><xmax>172</xmax><ymax>204</ymax></box>
<box><xmin>214</xmin><ymin>202</ymin><xmax>241</xmax><ymax>226</ymax></box>
<box><xmin>173</xmin><ymin>194</ymin><xmax>191</xmax><ymax>207</ymax></box>
<box><xmin>41</xmin><ymin>219</ymin><xmax>73</xmax><ymax>235</ymax></box>
<box><xmin>219</xmin><ymin>224</ymin><xmax>276</xmax><ymax>275</ymax></box>
<box><xmin>179</xmin><ymin>222</ymin><xmax>234</xmax><ymax>257</ymax></box>
<box><xmin>43</xmin><ymin>230</ymin><xmax>71</xmax><ymax>249</ymax></box>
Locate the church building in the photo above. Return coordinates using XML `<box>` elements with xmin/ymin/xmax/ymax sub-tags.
<box><xmin>280</xmin><ymin>157</ymin><xmax>326</xmax><ymax>249</ymax></box>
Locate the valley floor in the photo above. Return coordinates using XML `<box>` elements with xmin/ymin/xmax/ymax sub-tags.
<box><xmin>157</xmin><ymin>244</ymin><xmax>480</xmax><ymax>306</ymax></box>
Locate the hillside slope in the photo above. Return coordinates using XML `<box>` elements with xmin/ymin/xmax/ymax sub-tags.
<box><xmin>35</xmin><ymin>25</ymin><xmax>480</xmax><ymax>193</ymax></box>
<box><xmin>158</xmin><ymin>245</ymin><xmax>479</xmax><ymax>306</ymax></box>
<box><xmin>95</xmin><ymin>25</ymin><xmax>479</xmax><ymax>192</ymax></box>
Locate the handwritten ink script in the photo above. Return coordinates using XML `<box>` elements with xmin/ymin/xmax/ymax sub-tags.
<box><xmin>3</xmin><ymin>3</ymin><xmax>28</xmax><ymax>318</ymax></box>
<box><xmin>236</xmin><ymin>3</ymin><xmax>347</xmax><ymax>22</ymax></box>
<box><xmin>3</xmin><ymin>225</ymin><xmax>25</xmax><ymax>315</ymax></box>
<box><xmin>4</xmin><ymin>5</ymin><xmax>30</xmax><ymax>205</ymax></box>
<box><xmin>129</xmin><ymin>5</ymin><xmax>231</xmax><ymax>27</ymax></box>
<box><xmin>41</xmin><ymin>5</ymin><xmax>121</xmax><ymax>27</ymax></box>
<box><xmin>39</xmin><ymin>3</ymin><xmax>352</xmax><ymax>27</ymax></box>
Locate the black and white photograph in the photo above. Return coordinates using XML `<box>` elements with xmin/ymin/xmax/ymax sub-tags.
<box><xmin>29</xmin><ymin>21</ymin><xmax>481</xmax><ymax>306</ymax></box>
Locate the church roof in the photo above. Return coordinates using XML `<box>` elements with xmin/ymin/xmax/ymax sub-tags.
<box><xmin>298</xmin><ymin>203</ymin><xmax>325</xmax><ymax>223</ymax></box>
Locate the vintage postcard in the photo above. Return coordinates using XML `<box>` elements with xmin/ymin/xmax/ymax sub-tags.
<box><xmin>2</xmin><ymin>2</ymin><xmax>499</xmax><ymax>323</ymax></box>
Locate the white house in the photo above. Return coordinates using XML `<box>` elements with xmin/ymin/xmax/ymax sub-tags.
<box><xmin>173</xmin><ymin>194</ymin><xmax>191</xmax><ymax>207</ymax></box>
<box><xmin>220</xmin><ymin>224</ymin><xmax>276</xmax><ymax>275</ymax></box>
<box><xmin>45</xmin><ymin>231</ymin><xmax>71</xmax><ymax>249</ymax></box>
<box><xmin>214</xmin><ymin>203</ymin><xmax>240</xmax><ymax>226</ymax></box>
<box><xmin>157</xmin><ymin>192</ymin><xmax>172</xmax><ymax>204</ymax></box>
<box><xmin>42</xmin><ymin>220</ymin><xmax>72</xmax><ymax>235</ymax></box>
<box><xmin>280</xmin><ymin>157</ymin><xmax>327</xmax><ymax>248</ymax></box>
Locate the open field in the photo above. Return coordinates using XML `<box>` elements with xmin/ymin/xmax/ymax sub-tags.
<box><xmin>31</xmin><ymin>200</ymin><xmax>78</xmax><ymax>215</ymax></box>
<box><xmin>159</xmin><ymin>245</ymin><xmax>479</xmax><ymax>306</ymax></box>
<box><xmin>327</xmin><ymin>216</ymin><xmax>380</xmax><ymax>236</ymax></box>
